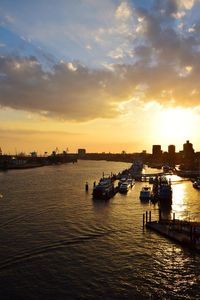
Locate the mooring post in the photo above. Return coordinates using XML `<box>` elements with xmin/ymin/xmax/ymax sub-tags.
<box><xmin>85</xmin><ymin>182</ymin><xmax>89</xmax><ymax>192</ymax></box>
<box><xmin>149</xmin><ymin>211</ymin><xmax>151</xmax><ymax>222</ymax></box>
<box><xmin>143</xmin><ymin>213</ymin><xmax>145</xmax><ymax>228</ymax></box>
<box><xmin>146</xmin><ymin>211</ymin><xmax>148</xmax><ymax>223</ymax></box>
<box><xmin>159</xmin><ymin>209</ymin><xmax>161</xmax><ymax>222</ymax></box>
<box><xmin>173</xmin><ymin>212</ymin><xmax>175</xmax><ymax>221</ymax></box>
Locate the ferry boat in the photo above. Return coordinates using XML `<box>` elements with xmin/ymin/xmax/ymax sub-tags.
<box><xmin>140</xmin><ymin>186</ymin><xmax>152</xmax><ymax>200</ymax></box>
<box><xmin>92</xmin><ymin>177</ymin><xmax>115</xmax><ymax>199</ymax></box>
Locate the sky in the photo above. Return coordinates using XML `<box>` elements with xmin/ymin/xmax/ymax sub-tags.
<box><xmin>0</xmin><ymin>0</ymin><xmax>200</xmax><ymax>154</ymax></box>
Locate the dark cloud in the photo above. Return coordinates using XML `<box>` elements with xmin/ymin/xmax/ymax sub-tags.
<box><xmin>153</xmin><ymin>0</ymin><xmax>178</xmax><ymax>17</ymax></box>
<box><xmin>0</xmin><ymin>0</ymin><xmax>200</xmax><ymax>120</ymax></box>
<box><xmin>0</xmin><ymin>56</ymin><xmax>132</xmax><ymax>121</ymax></box>
<box><xmin>0</xmin><ymin>47</ymin><xmax>200</xmax><ymax>122</ymax></box>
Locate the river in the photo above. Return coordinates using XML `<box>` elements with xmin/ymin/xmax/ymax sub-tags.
<box><xmin>0</xmin><ymin>160</ymin><xmax>200</xmax><ymax>299</ymax></box>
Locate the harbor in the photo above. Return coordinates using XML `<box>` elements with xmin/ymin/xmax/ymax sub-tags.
<box><xmin>2</xmin><ymin>0</ymin><xmax>200</xmax><ymax>297</ymax></box>
<box><xmin>0</xmin><ymin>159</ymin><xmax>200</xmax><ymax>299</ymax></box>
<box><xmin>90</xmin><ymin>159</ymin><xmax>200</xmax><ymax>255</ymax></box>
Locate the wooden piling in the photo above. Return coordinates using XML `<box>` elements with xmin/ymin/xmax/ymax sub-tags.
<box><xmin>143</xmin><ymin>213</ymin><xmax>145</xmax><ymax>228</ymax></box>
<box><xmin>85</xmin><ymin>182</ymin><xmax>89</xmax><ymax>192</ymax></box>
<box><xmin>146</xmin><ymin>211</ymin><xmax>148</xmax><ymax>223</ymax></box>
<box><xmin>159</xmin><ymin>209</ymin><xmax>161</xmax><ymax>222</ymax></box>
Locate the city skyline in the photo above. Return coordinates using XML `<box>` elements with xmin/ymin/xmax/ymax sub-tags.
<box><xmin>0</xmin><ymin>139</ymin><xmax>198</xmax><ymax>156</ymax></box>
<box><xmin>1</xmin><ymin>0</ymin><xmax>200</xmax><ymax>153</ymax></box>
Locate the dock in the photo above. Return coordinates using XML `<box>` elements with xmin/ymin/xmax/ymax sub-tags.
<box><xmin>144</xmin><ymin>211</ymin><xmax>200</xmax><ymax>252</ymax></box>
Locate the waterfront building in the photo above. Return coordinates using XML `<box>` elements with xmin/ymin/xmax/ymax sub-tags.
<box><xmin>183</xmin><ymin>140</ymin><xmax>195</xmax><ymax>169</ymax></box>
<box><xmin>183</xmin><ymin>140</ymin><xmax>194</xmax><ymax>156</ymax></box>
<box><xmin>78</xmin><ymin>148</ymin><xmax>86</xmax><ymax>158</ymax></box>
<box><xmin>152</xmin><ymin>145</ymin><xmax>162</xmax><ymax>157</ymax></box>
<box><xmin>152</xmin><ymin>145</ymin><xmax>162</xmax><ymax>166</ymax></box>
<box><xmin>168</xmin><ymin>145</ymin><xmax>175</xmax><ymax>155</ymax></box>
<box><xmin>168</xmin><ymin>145</ymin><xmax>176</xmax><ymax>167</ymax></box>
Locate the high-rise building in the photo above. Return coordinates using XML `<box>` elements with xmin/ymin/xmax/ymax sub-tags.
<box><xmin>152</xmin><ymin>145</ymin><xmax>162</xmax><ymax>165</ymax></box>
<box><xmin>183</xmin><ymin>140</ymin><xmax>194</xmax><ymax>157</ymax></box>
<box><xmin>168</xmin><ymin>145</ymin><xmax>176</xmax><ymax>166</ymax></box>
<box><xmin>168</xmin><ymin>145</ymin><xmax>175</xmax><ymax>155</ymax></box>
<box><xmin>152</xmin><ymin>145</ymin><xmax>162</xmax><ymax>157</ymax></box>
<box><xmin>183</xmin><ymin>140</ymin><xmax>195</xmax><ymax>169</ymax></box>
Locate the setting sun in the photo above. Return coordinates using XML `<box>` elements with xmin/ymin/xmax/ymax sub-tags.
<box><xmin>155</xmin><ymin>108</ymin><xmax>197</xmax><ymax>149</ymax></box>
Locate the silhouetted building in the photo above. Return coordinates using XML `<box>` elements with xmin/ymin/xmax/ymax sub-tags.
<box><xmin>168</xmin><ymin>145</ymin><xmax>176</xmax><ymax>167</ymax></box>
<box><xmin>152</xmin><ymin>145</ymin><xmax>162</xmax><ymax>166</ymax></box>
<box><xmin>183</xmin><ymin>140</ymin><xmax>194</xmax><ymax>156</ymax></box>
<box><xmin>168</xmin><ymin>145</ymin><xmax>175</xmax><ymax>155</ymax></box>
<box><xmin>183</xmin><ymin>140</ymin><xmax>195</xmax><ymax>169</ymax></box>
<box><xmin>78</xmin><ymin>149</ymin><xmax>86</xmax><ymax>158</ymax></box>
<box><xmin>152</xmin><ymin>145</ymin><xmax>162</xmax><ymax>157</ymax></box>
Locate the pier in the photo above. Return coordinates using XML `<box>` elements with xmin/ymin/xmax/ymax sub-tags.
<box><xmin>144</xmin><ymin>211</ymin><xmax>200</xmax><ymax>253</ymax></box>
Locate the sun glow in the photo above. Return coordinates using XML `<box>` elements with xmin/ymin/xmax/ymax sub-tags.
<box><xmin>157</xmin><ymin>108</ymin><xmax>196</xmax><ymax>145</ymax></box>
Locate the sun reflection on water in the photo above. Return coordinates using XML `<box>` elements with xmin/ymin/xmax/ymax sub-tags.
<box><xmin>172</xmin><ymin>180</ymin><xmax>191</xmax><ymax>220</ymax></box>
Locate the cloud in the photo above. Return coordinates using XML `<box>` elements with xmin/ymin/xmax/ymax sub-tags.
<box><xmin>0</xmin><ymin>46</ymin><xmax>200</xmax><ymax>123</ymax></box>
<box><xmin>115</xmin><ymin>2</ymin><xmax>132</xmax><ymax>20</ymax></box>
<box><xmin>177</xmin><ymin>0</ymin><xmax>196</xmax><ymax>10</ymax></box>
<box><xmin>0</xmin><ymin>56</ymin><xmax>133</xmax><ymax>121</ymax></box>
<box><xmin>0</xmin><ymin>128</ymin><xmax>81</xmax><ymax>136</ymax></box>
<box><xmin>1</xmin><ymin>0</ymin><xmax>200</xmax><ymax>122</ymax></box>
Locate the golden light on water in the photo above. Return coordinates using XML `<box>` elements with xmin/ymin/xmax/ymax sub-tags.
<box><xmin>171</xmin><ymin>180</ymin><xmax>189</xmax><ymax>220</ymax></box>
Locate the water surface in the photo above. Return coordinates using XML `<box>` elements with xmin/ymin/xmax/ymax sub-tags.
<box><xmin>0</xmin><ymin>160</ymin><xmax>200</xmax><ymax>299</ymax></box>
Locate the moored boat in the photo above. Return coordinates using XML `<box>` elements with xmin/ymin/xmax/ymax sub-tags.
<box><xmin>149</xmin><ymin>177</ymin><xmax>155</xmax><ymax>184</ymax></box>
<box><xmin>152</xmin><ymin>176</ymin><xmax>172</xmax><ymax>205</ymax></box>
<box><xmin>193</xmin><ymin>178</ymin><xmax>200</xmax><ymax>189</ymax></box>
<box><xmin>140</xmin><ymin>186</ymin><xmax>152</xmax><ymax>200</ymax></box>
<box><xmin>92</xmin><ymin>177</ymin><xmax>115</xmax><ymax>199</ymax></box>
<box><xmin>127</xmin><ymin>178</ymin><xmax>135</xmax><ymax>187</ymax></box>
<box><xmin>119</xmin><ymin>181</ymin><xmax>130</xmax><ymax>193</ymax></box>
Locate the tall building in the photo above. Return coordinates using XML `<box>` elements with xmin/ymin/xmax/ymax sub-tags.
<box><xmin>168</xmin><ymin>145</ymin><xmax>175</xmax><ymax>155</ymax></box>
<box><xmin>152</xmin><ymin>145</ymin><xmax>162</xmax><ymax>157</ymax></box>
<box><xmin>152</xmin><ymin>145</ymin><xmax>162</xmax><ymax>165</ymax></box>
<box><xmin>183</xmin><ymin>140</ymin><xmax>194</xmax><ymax>157</ymax></box>
<box><xmin>183</xmin><ymin>140</ymin><xmax>195</xmax><ymax>169</ymax></box>
<box><xmin>168</xmin><ymin>145</ymin><xmax>176</xmax><ymax>166</ymax></box>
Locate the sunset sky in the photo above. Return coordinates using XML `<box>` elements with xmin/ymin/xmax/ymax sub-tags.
<box><xmin>0</xmin><ymin>0</ymin><xmax>200</xmax><ymax>154</ymax></box>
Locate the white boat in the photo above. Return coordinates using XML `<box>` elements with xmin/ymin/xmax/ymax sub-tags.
<box><xmin>119</xmin><ymin>182</ymin><xmax>130</xmax><ymax>193</ymax></box>
<box><xmin>140</xmin><ymin>186</ymin><xmax>152</xmax><ymax>200</ymax></box>
<box><xmin>127</xmin><ymin>178</ymin><xmax>135</xmax><ymax>187</ymax></box>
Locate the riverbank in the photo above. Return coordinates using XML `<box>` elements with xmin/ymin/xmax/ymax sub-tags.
<box><xmin>0</xmin><ymin>154</ymin><xmax>77</xmax><ymax>170</ymax></box>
